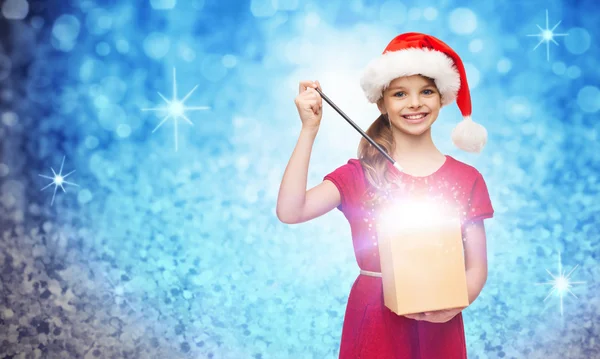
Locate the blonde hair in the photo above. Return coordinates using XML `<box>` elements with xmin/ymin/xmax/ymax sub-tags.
<box><xmin>357</xmin><ymin>114</ymin><xmax>397</xmax><ymax>208</ymax></box>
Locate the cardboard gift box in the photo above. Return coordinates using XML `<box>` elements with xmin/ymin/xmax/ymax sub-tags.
<box><xmin>375</xmin><ymin>201</ymin><xmax>469</xmax><ymax>316</ymax></box>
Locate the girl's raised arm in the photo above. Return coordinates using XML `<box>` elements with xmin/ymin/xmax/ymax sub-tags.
<box><xmin>276</xmin><ymin>81</ymin><xmax>341</xmax><ymax>224</ymax></box>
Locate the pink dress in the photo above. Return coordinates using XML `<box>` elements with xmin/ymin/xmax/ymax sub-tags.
<box><xmin>323</xmin><ymin>155</ymin><xmax>494</xmax><ymax>359</ymax></box>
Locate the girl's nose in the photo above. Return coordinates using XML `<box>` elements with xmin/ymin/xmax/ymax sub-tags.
<box><xmin>408</xmin><ymin>94</ymin><xmax>422</xmax><ymax>108</ymax></box>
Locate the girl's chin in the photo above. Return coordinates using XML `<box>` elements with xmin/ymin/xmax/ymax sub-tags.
<box><xmin>395</xmin><ymin>124</ymin><xmax>432</xmax><ymax>136</ymax></box>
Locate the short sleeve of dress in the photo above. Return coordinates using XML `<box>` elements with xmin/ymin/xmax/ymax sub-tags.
<box><xmin>466</xmin><ymin>172</ymin><xmax>494</xmax><ymax>223</ymax></box>
<box><xmin>323</xmin><ymin>159</ymin><xmax>360</xmax><ymax>214</ymax></box>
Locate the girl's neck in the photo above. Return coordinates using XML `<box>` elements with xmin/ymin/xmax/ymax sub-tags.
<box><xmin>391</xmin><ymin>129</ymin><xmax>444</xmax><ymax>162</ymax></box>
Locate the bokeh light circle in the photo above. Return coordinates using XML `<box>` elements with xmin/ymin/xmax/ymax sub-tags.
<box><xmin>449</xmin><ymin>8</ymin><xmax>477</xmax><ymax>35</ymax></box>
<box><xmin>564</xmin><ymin>27</ymin><xmax>591</xmax><ymax>55</ymax></box>
<box><xmin>577</xmin><ymin>86</ymin><xmax>600</xmax><ymax>113</ymax></box>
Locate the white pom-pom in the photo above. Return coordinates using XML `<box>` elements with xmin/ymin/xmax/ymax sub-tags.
<box><xmin>451</xmin><ymin>116</ymin><xmax>488</xmax><ymax>153</ymax></box>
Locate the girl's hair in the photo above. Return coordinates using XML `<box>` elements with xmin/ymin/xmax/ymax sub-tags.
<box><xmin>357</xmin><ymin>114</ymin><xmax>397</xmax><ymax>209</ymax></box>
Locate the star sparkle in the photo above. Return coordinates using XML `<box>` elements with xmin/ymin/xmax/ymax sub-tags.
<box><xmin>142</xmin><ymin>67</ymin><xmax>210</xmax><ymax>151</ymax></box>
<box><xmin>526</xmin><ymin>9</ymin><xmax>568</xmax><ymax>62</ymax></box>
<box><xmin>39</xmin><ymin>156</ymin><xmax>79</xmax><ymax>206</ymax></box>
<box><xmin>536</xmin><ymin>251</ymin><xmax>585</xmax><ymax>316</ymax></box>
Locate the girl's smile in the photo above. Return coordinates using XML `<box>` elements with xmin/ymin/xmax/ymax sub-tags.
<box><xmin>402</xmin><ymin>112</ymin><xmax>429</xmax><ymax>124</ymax></box>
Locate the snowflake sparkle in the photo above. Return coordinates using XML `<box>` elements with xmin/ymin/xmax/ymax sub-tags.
<box><xmin>536</xmin><ymin>251</ymin><xmax>585</xmax><ymax>316</ymax></box>
<box><xmin>526</xmin><ymin>9</ymin><xmax>568</xmax><ymax>62</ymax></box>
<box><xmin>142</xmin><ymin>67</ymin><xmax>210</xmax><ymax>151</ymax></box>
<box><xmin>39</xmin><ymin>156</ymin><xmax>79</xmax><ymax>206</ymax></box>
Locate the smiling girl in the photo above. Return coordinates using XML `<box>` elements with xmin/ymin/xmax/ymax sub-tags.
<box><xmin>277</xmin><ymin>32</ymin><xmax>494</xmax><ymax>359</ymax></box>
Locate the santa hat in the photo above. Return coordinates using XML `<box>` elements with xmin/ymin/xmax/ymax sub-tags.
<box><xmin>360</xmin><ymin>32</ymin><xmax>487</xmax><ymax>153</ymax></box>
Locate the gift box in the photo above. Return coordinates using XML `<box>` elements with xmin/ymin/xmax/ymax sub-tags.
<box><xmin>375</xmin><ymin>200</ymin><xmax>469</xmax><ymax>316</ymax></box>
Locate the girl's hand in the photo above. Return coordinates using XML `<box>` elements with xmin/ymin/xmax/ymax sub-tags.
<box><xmin>421</xmin><ymin>307</ymin><xmax>465</xmax><ymax>323</ymax></box>
<box><xmin>294</xmin><ymin>80</ymin><xmax>323</xmax><ymax>130</ymax></box>
<box><xmin>403</xmin><ymin>307</ymin><xmax>466</xmax><ymax>323</ymax></box>
<box><xmin>403</xmin><ymin>313</ymin><xmax>424</xmax><ymax>321</ymax></box>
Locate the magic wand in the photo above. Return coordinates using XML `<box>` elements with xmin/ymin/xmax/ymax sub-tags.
<box><xmin>314</xmin><ymin>87</ymin><xmax>403</xmax><ymax>172</ymax></box>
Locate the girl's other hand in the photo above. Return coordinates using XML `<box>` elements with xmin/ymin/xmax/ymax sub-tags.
<box><xmin>403</xmin><ymin>306</ymin><xmax>466</xmax><ymax>323</ymax></box>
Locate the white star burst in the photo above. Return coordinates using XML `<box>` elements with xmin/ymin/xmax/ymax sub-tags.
<box><xmin>39</xmin><ymin>156</ymin><xmax>79</xmax><ymax>206</ymax></box>
<box><xmin>142</xmin><ymin>67</ymin><xmax>210</xmax><ymax>151</ymax></box>
<box><xmin>536</xmin><ymin>251</ymin><xmax>585</xmax><ymax>317</ymax></box>
<box><xmin>526</xmin><ymin>9</ymin><xmax>568</xmax><ymax>62</ymax></box>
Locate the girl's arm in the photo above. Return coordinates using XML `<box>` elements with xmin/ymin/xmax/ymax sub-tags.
<box><xmin>276</xmin><ymin>80</ymin><xmax>342</xmax><ymax>224</ymax></box>
<box><xmin>276</xmin><ymin>127</ymin><xmax>341</xmax><ymax>224</ymax></box>
<box><xmin>463</xmin><ymin>220</ymin><xmax>489</xmax><ymax>304</ymax></box>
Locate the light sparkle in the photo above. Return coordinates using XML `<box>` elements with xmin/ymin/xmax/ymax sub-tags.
<box><xmin>142</xmin><ymin>67</ymin><xmax>210</xmax><ymax>151</ymax></box>
<box><xmin>526</xmin><ymin>9</ymin><xmax>568</xmax><ymax>62</ymax></box>
<box><xmin>38</xmin><ymin>156</ymin><xmax>79</xmax><ymax>206</ymax></box>
<box><xmin>536</xmin><ymin>251</ymin><xmax>585</xmax><ymax>317</ymax></box>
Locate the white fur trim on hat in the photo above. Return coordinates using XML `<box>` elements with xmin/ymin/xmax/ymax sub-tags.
<box><xmin>360</xmin><ymin>48</ymin><xmax>461</xmax><ymax>106</ymax></box>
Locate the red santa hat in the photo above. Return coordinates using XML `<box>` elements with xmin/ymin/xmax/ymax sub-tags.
<box><xmin>360</xmin><ymin>32</ymin><xmax>488</xmax><ymax>153</ymax></box>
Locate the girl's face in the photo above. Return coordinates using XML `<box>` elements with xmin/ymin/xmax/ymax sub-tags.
<box><xmin>377</xmin><ymin>75</ymin><xmax>442</xmax><ymax>136</ymax></box>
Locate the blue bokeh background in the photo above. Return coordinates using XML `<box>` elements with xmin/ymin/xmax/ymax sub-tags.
<box><xmin>0</xmin><ymin>0</ymin><xmax>599</xmax><ymax>358</ymax></box>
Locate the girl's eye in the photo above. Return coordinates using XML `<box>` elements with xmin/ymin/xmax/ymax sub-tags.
<box><xmin>393</xmin><ymin>92</ymin><xmax>406</xmax><ymax>97</ymax></box>
<box><xmin>423</xmin><ymin>89</ymin><xmax>434</xmax><ymax>95</ymax></box>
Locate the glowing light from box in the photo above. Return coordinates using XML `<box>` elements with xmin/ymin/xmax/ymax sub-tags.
<box><xmin>377</xmin><ymin>200</ymin><xmax>458</xmax><ymax>235</ymax></box>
